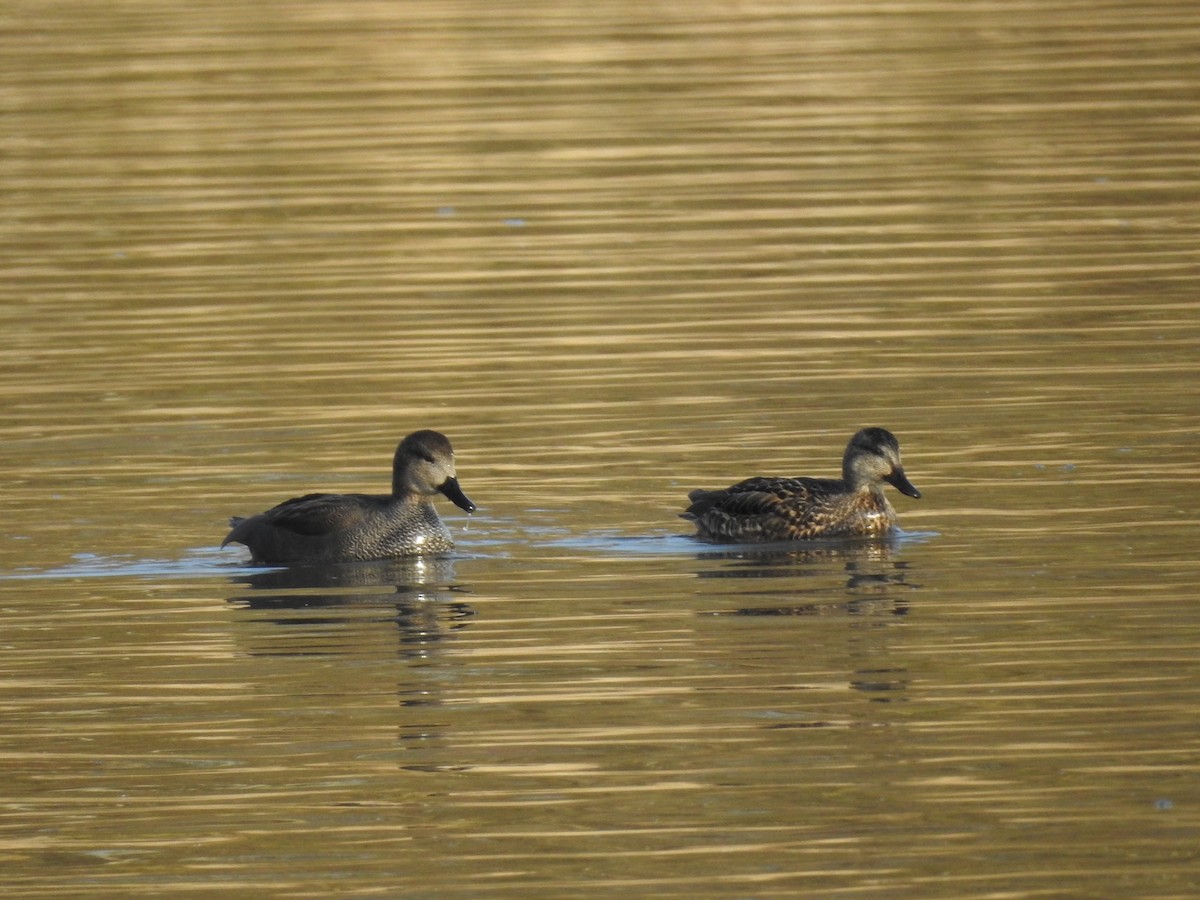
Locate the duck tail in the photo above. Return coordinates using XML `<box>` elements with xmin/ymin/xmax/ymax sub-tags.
<box><xmin>221</xmin><ymin>516</ymin><xmax>248</xmax><ymax>548</ymax></box>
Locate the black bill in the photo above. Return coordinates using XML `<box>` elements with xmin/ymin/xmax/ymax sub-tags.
<box><xmin>440</xmin><ymin>476</ymin><xmax>476</xmax><ymax>512</ymax></box>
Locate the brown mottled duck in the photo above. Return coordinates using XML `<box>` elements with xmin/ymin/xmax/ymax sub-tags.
<box><xmin>682</xmin><ymin>427</ymin><xmax>920</xmax><ymax>543</ymax></box>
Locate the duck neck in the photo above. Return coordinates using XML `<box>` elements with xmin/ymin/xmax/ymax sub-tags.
<box><xmin>842</xmin><ymin>460</ymin><xmax>867</xmax><ymax>492</ymax></box>
<box><xmin>391</xmin><ymin>445</ymin><xmax>407</xmax><ymax>497</ymax></box>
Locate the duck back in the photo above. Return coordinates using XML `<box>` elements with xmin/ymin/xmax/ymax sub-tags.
<box><xmin>684</xmin><ymin>476</ymin><xmax>896</xmax><ymax>542</ymax></box>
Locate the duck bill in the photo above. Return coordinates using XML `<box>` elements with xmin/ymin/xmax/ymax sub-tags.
<box><xmin>440</xmin><ymin>476</ymin><xmax>476</xmax><ymax>513</ymax></box>
<box><xmin>885</xmin><ymin>469</ymin><xmax>921</xmax><ymax>499</ymax></box>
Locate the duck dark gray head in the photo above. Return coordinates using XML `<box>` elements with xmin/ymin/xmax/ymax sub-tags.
<box><xmin>393</xmin><ymin>430</ymin><xmax>476</xmax><ymax>512</ymax></box>
<box><xmin>842</xmin><ymin>427</ymin><xmax>921</xmax><ymax>498</ymax></box>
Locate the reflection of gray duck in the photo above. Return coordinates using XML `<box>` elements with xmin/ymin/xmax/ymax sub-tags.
<box><xmin>223</xmin><ymin>430</ymin><xmax>475</xmax><ymax>564</ymax></box>
<box><xmin>682</xmin><ymin>427</ymin><xmax>920</xmax><ymax>543</ymax></box>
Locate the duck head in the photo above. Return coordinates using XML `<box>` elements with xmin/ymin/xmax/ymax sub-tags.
<box><xmin>394</xmin><ymin>429</ymin><xmax>477</xmax><ymax>512</ymax></box>
<box><xmin>843</xmin><ymin>427</ymin><xmax>921</xmax><ymax>498</ymax></box>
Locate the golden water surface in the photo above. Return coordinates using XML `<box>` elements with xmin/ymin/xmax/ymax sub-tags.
<box><xmin>3</xmin><ymin>1</ymin><xmax>1200</xmax><ymax>896</ymax></box>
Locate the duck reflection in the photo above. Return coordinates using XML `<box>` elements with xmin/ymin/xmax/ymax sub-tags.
<box><xmin>849</xmin><ymin>668</ymin><xmax>911</xmax><ymax>698</ymax></box>
<box><xmin>695</xmin><ymin>536</ymin><xmax>917</xmax><ymax>613</ymax></box>
<box><xmin>226</xmin><ymin>556</ymin><xmax>474</xmax><ymax>657</ymax></box>
<box><xmin>695</xmin><ymin>539</ymin><xmax>917</xmax><ymax>703</ymax></box>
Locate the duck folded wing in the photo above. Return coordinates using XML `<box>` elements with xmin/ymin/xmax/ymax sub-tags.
<box><xmin>257</xmin><ymin>493</ymin><xmax>378</xmax><ymax>536</ymax></box>
<box><xmin>683</xmin><ymin>490</ymin><xmax>793</xmax><ymax>542</ymax></box>
<box><xmin>683</xmin><ymin>477</ymin><xmax>846</xmax><ymax>542</ymax></box>
<box><xmin>689</xmin><ymin>477</ymin><xmax>828</xmax><ymax>511</ymax></box>
<box><xmin>270</xmin><ymin>494</ymin><xmax>381</xmax><ymax>535</ymax></box>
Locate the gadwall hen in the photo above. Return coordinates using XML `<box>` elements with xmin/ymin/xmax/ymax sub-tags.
<box><xmin>682</xmin><ymin>427</ymin><xmax>920</xmax><ymax>543</ymax></box>
<box><xmin>223</xmin><ymin>430</ymin><xmax>475</xmax><ymax>564</ymax></box>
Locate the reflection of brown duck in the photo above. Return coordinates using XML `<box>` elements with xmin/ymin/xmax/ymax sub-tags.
<box><xmin>682</xmin><ymin>428</ymin><xmax>920</xmax><ymax>543</ymax></box>
<box><xmin>223</xmin><ymin>430</ymin><xmax>475</xmax><ymax>565</ymax></box>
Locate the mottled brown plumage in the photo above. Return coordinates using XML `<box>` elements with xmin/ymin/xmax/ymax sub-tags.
<box><xmin>222</xmin><ymin>430</ymin><xmax>475</xmax><ymax>565</ymax></box>
<box><xmin>682</xmin><ymin>427</ymin><xmax>920</xmax><ymax>543</ymax></box>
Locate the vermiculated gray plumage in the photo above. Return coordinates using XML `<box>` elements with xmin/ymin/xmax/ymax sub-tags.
<box><xmin>222</xmin><ymin>430</ymin><xmax>474</xmax><ymax>564</ymax></box>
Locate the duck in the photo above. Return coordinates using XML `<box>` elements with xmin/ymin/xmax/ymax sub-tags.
<box><xmin>681</xmin><ymin>427</ymin><xmax>920</xmax><ymax>543</ymax></box>
<box><xmin>222</xmin><ymin>430</ymin><xmax>475</xmax><ymax>564</ymax></box>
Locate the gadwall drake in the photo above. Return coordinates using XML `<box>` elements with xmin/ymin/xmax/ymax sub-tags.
<box><xmin>222</xmin><ymin>430</ymin><xmax>475</xmax><ymax>564</ymax></box>
<box><xmin>682</xmin><ymin>427</ymin><xmax>920</xmax><ymax>543</ymax></box>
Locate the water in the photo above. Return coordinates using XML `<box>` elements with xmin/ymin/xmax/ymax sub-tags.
<box><xmin>3</xmin><ymin>1</ymin><xmax>1200</xmax><ymax>896</ymax></box>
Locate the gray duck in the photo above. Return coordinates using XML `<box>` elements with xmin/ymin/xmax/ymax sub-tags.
<box><xmin>223</xmin><ymin>430</ymin><xmax>475</xmax><ymax>564</ymax></box>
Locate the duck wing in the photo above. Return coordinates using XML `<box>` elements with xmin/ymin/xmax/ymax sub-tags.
<box><xmin>266</xmin><ymin>493</ymin><xmax>387</xmax><ymax>536</ymax></box>
<box><xmin>223</xmin><ymin>493</ymin><xmax>383</xmax><ymax>547</ymax></box>
<box><xmin>687</xmin><ymin>476</ymin><xmax>828</xmax><ymax>511</ymax></box>
<box><xmin>684</xmin><ymin>477</ymin><xmax>839</xmax><ymax>541</ymax></box>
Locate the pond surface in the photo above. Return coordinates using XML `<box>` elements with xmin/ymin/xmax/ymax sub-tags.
<box><xmin>3</xmin><ymin>1</ymin><xmax>1200</xmax><ymax>896</ymax></box>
